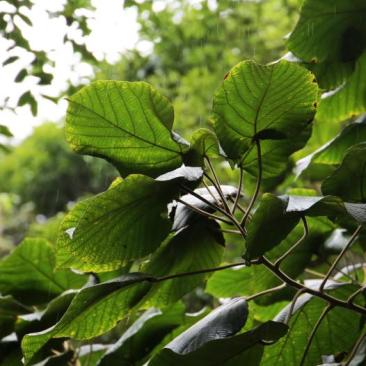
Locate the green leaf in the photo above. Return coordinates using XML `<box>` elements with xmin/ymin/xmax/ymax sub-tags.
<box><xmin>150</xmin><ymin>301</ymin><xmax>287</xmax><ymax>366</ymax></box>
<box><xmin>212</xmin><ymin>60</ymin><xmax>318</xmax><ymax>179</ymax></box>
<box><xmin>2</xmin><ymin>56</ymin><xmax>19</xmax><ymax>66</ymax></box>
<box><xmin>296</xmin><ymin>122</ymin><xmax>366</xmax><ymax>177</ymax></box>
<box><xmin>0</xmin><ymin>295</ymin><xmax>31</xmax><ymax>339</ymax></box>
<box><xmin>141</xmin><ymin>219</ymin><xmax>225</xmax><ymax>306</ymax></box>
<box><xmin>317</xmin><ymin>52</ymin><xmax>366</xmax><ymax>123</ymax></box>
<box><xmin>262</xmin><ymin>285</ymin><xmax>363</xmax><ymax>365</ymax></box>
<box><xmin>21</xmin><ymin>273</ymin><xmax>152</xmax><ymax>365</ymax></box>
<box><xmin>322</xmin><ymin>143</ymin><xmax>366</xmax><ymax>202</ymax></box>
<box><xmin>186</xmin><ymin>128</ymin><xmax>222</xmax><ymax>165</ymax></box>
<box><xmin>98</xmin><ymin>304</ymin><xmax>185</xmax><ymax>365</ymax></box>
<box><xmin>66</xmin><ymin>81</ymin><xmax>187</xmax><ymax>177</ymax></box>
<box><xmin>245</xmin><ymin>194</ymin><xmax>300</xmax><ymax>260</ymax></box>
<box><xmin>56</xmin><ymin>175</ymin><xmax>181</xmax><ymax>272</ymax></box>
<box><xmin>15</xmin><ymin>69</ymin><xmax>27</xmax><ymax>83</ymax></box>
<box><xmin>0</xmin><ymin>238</ymin><xmax>86</xmax><ymax>305</ymax></box>
<box><xmin>0</xmin><ymin>125</ymin><xmax>13</xmax><ymax>137</ymax></box>
<box><xmin>288</xmin><ymin>0</ymin><xmax>366</xmax><ymax>63</ymax></box>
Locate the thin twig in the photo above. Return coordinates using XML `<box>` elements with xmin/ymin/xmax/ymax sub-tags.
<box><xmin>153</xmin><ymin>261</ymin><xmax>246</xmax><ymax>282</ymax></box>
<box><xmin>176</xmin><ymin>198</ymin><xmax>233</xmax><ymax>226</ymax></box>
<box><xmin>231</xmin><ymin>167</ymin><xmax>243</xmax><ymax>215</ymax></box>
<box><xmin>299</xmin><ymin>304</ymin><xmax>333</xmax><ymax>366</ymax></box>
<box><xmin>218</xmin><ymin>228</ymin><xmax>242</xmax><ymax>235</ymax></box>
<box><xmin>304</xmin><ymin>269</ymin><xmax>326</xmax><ymax>279</ymax></box>
<box><xmin>240</xmin><ymin>139</ymin><xmax>262</xmax><ymax>227</ymax></box>
<box><xmin>274</xmin><ymin>216</ymin><xmax>308</xmax><ymax>268</ymax></box>
<box><xmin>245</xmin><ymin>283</ymin><xmax>286</xmax><ymax>302</ymax></box>
<box><xmin>202</xmin><ymin>179</ymin><xmax>218</xmax><ymax>203</ymax></box>
<box><xmin>258</xmin><ymin>256</ymin><xmax>366</xmax><ymax>316</ymax></box>
<box><xmin>320</xmin><ymin>225</ymin><xmax>362</xmax><ymax>293</ymax></box>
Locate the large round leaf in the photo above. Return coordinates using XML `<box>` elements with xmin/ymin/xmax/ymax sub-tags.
<box><xmin>56</xmin><ymin>175</ymin><xmax>180</xmax><ymax>272</ymax></box>
<box><xmin>66</xmin><ymin>81</ymin><xmax>186</xmax><ymax>177</ymax></box>
<box><xmin>212</xmin><ymin>60</ymin><xmax>318</xmax><ymax>179</ymax></box>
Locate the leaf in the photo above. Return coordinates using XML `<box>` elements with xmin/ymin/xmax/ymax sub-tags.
<box><xmin>2</xmin><ymin>55</ymin><xmax>19</xmax><ymax>66</ymax></box>
<box><xmin>150</xmin><ymin>302</ymin><xmax>287</xmax><ymax>366</ymax></box>
<box><xmin>322</xmin><ymin>143</ymin><xmax>366</xmax><ymax>202</ymax></box>
<box><xmin>56</xmin><ymin>175</ymin><xmax>181</xmax><ymax>272</ymax></box>
<box><xmin>0</xmin><ymin>295</ymin><xmax>31</xmax><ymax>339</ymax></box>
<box><xmin>212</xmin><ymin>60</ymin><xmax>318</xmax><ymax>179</ymax></box>
<box><xmin>15</xmin><ymin>69</ymin><xmax>27</xmax><ymax>83</ymax></box>
<box><xmin>170</xmin><ymin>185</ymin><xmax>238</xmax><ymax>231</ymax></box>
<box><xmin>153</xmin><ymin>298</ymin><xmax>248</xmax><ymax>355</ymax></box>
<box><xmin>0</xmin><ymin>124</ymin><xmax>13</xmax><ymax>137</ymax></box>
<box><xmin>317</xmin><ymin>52</ymin><xmax>366</xmax><ymax>123</ymax></box>
<box><xmin>21</xmin><ymin>273</ymin><xmax>152</xmax><ymax>365</ymax></box>
<box><xmin>288</xmin><ymin>0</ymin><xmax>366</xmax><ymax>63</ymax></box>
<box><xmin>0</xmin><ymin>238</ymin><xmax>86</xmax><ymax>305</ymax></box>
<box><xmin>156</xmin><ymin>164</ymin><xmax>203</xmax><ymax>182</ymax></box>
<box><xmin>296</xmin><ymin>122</ymin><xmax>366</xmax><ymax>177</ymax></box>
<box><xmin>98</xmin><ymin>304</ymin><xmax>185</xmax><ymax>365</ymax></box>
<box><xmin>186</xmin><ymin>128</ymin><xmax>222</xmax><ymax>165</ymax></box>
<box><xmin>141</xmin><ymin>219</ymin><xmax>225</xmax><ymax>306</ymax></box>
<box><xmin>262</xmin><ymin>285</ymin><xmax>363</xmax><ymax>366</ymax></box>
<box><xmin>66</xmin><ymin>81</ymin><xmax>187</xmax><ymax>177</ymax></box>
<box><xmin>245</xmin><ymin>194</ymin><xmax>300</xmax><ymax>260</ymax></box>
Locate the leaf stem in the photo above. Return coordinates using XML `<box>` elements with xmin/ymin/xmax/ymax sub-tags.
<box><xmin>153</xmin><ymin>261</ymin><xmax>246</xmax><ymax>282</ymax></box>
<box><xmin>347</xmin><ymin>285</ymin><xmax>366</xmax><ymax>305</ymax></box>
<box><xmin>204</xmin><ymin>157</ymin><xmax>231</xmax><ymax>213</ymax></box>
<box><xmin>274</xmin><ymin>216</ymin><xmax>308</xmax><ymax>268</ymax></box>
<box><xmin>240</xmin><ymin>139</ymin><xmax>262</xmax><ymax>227</ymax></box>
<box><xmin>344</xmin><ymin>332</ymin><xmax>366</xmax><ymax>366</ymax></box>
<box><xmin>319</xmin><ymin>225</ymin><xmax>362</xmax><ymax>293</ymax></box>
<box><xmin>299</xmin><ymin>304</ymin><xmax>333</xmax><ymax>366</ymax></box>
<box><xmin>176</xmin><ymin>198</ymin><xmax>233</xmax><ymax>226</ymax></box>
<box><xmin>231</xmin><ymin>167</ymin><xmax>243</xmax><ymax>215</ymax></box>
<box><xmin>285</xmin><ymin>288</ymin><xmax>306</xmax><ymax>325</ymax></box>
<box><xmin>245</xmin><ymin>283</ymin><xmax>286</xmax><ymax>302</ymax></box>
<box><xmin>258</xmin><ymin>256</ymin><xmax>366</xmax><ymax>316</ymax></box>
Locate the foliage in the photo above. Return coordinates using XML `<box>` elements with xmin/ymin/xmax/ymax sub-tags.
<box><xmin>2</xmin><ymin>1</ymin><xmax>366</xmax><ymax>365</ymax></box>
<box><xmin>0</xmin><ymin>123</ymin><xmax>117</xmax><ymax>215</ymax></box>
<box><xmin>0</xmin><ymin>0</ymin><xmax>96</xmax><ymax>115</ymax></box>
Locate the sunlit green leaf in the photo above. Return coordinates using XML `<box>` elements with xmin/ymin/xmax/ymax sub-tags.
<box><xmin>212</xmin><ymin>60</ymin><xmax>318</xmax><ymax>179</ymax></box>
<box><xmin>56</xmin><ymin>175</ymin><xmax>182</xmax><ymax>272</ymax></box>
<box><xmin>0</xmin><ymin>238</ymin><xmax>86</xmax><ymax>305</ymax></box>
<box><xmin>66</xmin><ymin>81</ymin><xmax>187</xmax><ymax>177</ymax></box>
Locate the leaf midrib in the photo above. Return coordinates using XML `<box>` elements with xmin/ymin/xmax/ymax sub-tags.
<box><xmin>68</xmin><ymin>99</ymin><xmax>182</xmax><ymax>156</ymax></box>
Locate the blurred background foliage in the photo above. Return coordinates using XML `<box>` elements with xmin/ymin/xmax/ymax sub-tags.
<box><xmin>0</xmin><ymin>0</ymin><xmax>302</xmax><ymax>253</ymax></box>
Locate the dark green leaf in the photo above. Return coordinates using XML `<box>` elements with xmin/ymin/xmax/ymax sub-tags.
<box><xmin>150</xmin><ymin>313</ymin><xmax>287</xmax><ymax>366</ymax></box>
<box><xmin>322</xmin><ymin>143</ymin><xmax>366</xmax><ymax>202</ymax></box>
<box><xmin>0</xmin><ymin>296</ymin><xmax>31</xmax><ymax>339</ymax></box>
<box><xmin>56</xmin><ymin>175</ymin><xmax>180</xmax><ymax>272</ymax></box>
<box><xmin>15</xmin><ymin>69</ymin><xmax>27</xmax><ymax>83</ymax></box>
<box><xmin>212</xmin><ymin>60</ymin><xmax>318</xmax><ymax>179</ymax></box>
<box><xmin>0</xmin><ymin>124</ymin><xmax>13</xmax><ymax>137</ymax></box>
<box><xmin>245</xmin><ymin>194</ymin><xmax>300</xmax><ymax>260</ymax></box>
<box><xmin>66</xmin><ymin>81</ymin><xmax>187</xmax><ymax>177</ymax></box>
<box><xmin>98</xmin><ymin>303</ymin><xmax>185</xmax><ymax>365</ymax></box>
<box><xmin>2</xmin><ymin>56</ymin><xmax>18</xmax><ymax>66</ymax></box>
<box><xmin>0</xmin><ymin>238</ymin><xmax>86</xmax><ymax>305</ymax></box>
<box><xmin>21</xmin><ymin>273</ymin><xmax>152</xmax><ymax>365</ymax></box>
<box><xmin>141</xmin><ymin>219</ymin><xmax>225</xmax><ymax>306</ymax></box>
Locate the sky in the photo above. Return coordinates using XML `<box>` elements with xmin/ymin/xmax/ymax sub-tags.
<box><xmin>0</xmin><ymin>0</ymin><xmax>141</xmax><ymax>142</ymax></box>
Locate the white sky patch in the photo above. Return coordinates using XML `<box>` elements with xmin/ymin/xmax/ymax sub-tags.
<box><xmin>0</xmin><ymin>0</ymin><xmax>139</xmax><ymax>143</ymax></box>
